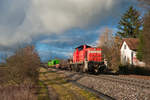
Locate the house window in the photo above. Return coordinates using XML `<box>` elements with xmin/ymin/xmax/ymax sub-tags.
<box><xmin>124</xmin><ymin>45</ymin><xmax>126</xmax><ymax>49</ymax></box>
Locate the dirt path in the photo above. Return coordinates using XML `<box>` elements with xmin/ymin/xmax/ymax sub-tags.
<box><xmin>38</xmin><ymin>68</ymin><xmax>102</xmax><ymax>100</ymax></box>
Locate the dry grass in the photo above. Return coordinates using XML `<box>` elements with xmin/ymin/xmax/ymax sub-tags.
<box><xmin>39</xmin><ymin>67</ymin><xmax>102</xmax><ymax>100</ymax></box>
<box><xmin>0</xmin><ymin>85</ymin><xmax>37</xmax><ymax>100</ymax></box>
<box><xmin>0</xmin><ymin>45</ymin><xmax>41</xmax><ymax>100</ymax></box>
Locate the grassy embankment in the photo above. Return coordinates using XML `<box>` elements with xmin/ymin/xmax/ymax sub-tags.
<box><xmin>38</xmin><ymin>67</ymin><xmax>102</xmax><ymax>100</ymax></box>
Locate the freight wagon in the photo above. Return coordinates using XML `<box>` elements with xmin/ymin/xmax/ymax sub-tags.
<box><xmin>68</xmin><ymin>45</ymin><xmax>106</xmax><ymax>74</ymax></box>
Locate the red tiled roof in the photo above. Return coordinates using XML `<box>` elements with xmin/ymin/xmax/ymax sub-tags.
<box><xmin>121</xmin><ymin>38</ymin><xmax>139</xmax><ymax>51</ymax></box>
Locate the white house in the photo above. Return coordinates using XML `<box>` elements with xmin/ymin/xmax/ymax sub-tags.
<box><xmin>120</xmin><ymin>38</ymin><xmax>145</xmax><ymax>66</ymax></box>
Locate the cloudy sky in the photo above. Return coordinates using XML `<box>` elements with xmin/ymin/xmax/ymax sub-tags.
<box><xmin>0</xmin><ymin>0</ymin><xmax>139</xmax><ymax>62</ymax></box>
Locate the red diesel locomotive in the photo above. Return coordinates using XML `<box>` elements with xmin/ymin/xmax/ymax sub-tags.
<box><xmin>69</xmin><ymin>45</ymin><xmax>106</xmax><ymax>73</ymax></box>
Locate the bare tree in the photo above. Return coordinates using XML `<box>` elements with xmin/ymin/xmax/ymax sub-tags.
<box><xmin>6</xmin><ymin>45</ymin><xmax>41</xmax><ymax>84</ymax></box>
<box><xmin>98</xmin><ymin>28</ymin><xmax>121</xmax><ymax>71</ymax></box>
<box><xmin>137</xmin><ymin>0</ymin><xmax>150</xmax><ymax>67</ymax></box>
<box><xmin>0</xmin><ymin>45</ymin><xmax>39</xmax><ymax>100</ymax></box>
<box><xmin>142</xmin><ymin>12</ymin><xmax>150</xmax><ymax>67</ymax></box>
<box><xmin>98</xmin><ymin>28</ymin><xmax>113</xmax><ymax>48</ymax></box>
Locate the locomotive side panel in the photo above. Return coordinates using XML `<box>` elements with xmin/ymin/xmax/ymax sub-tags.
<box><xmin>87</xmin><ymin>48</ymin><xmax>102</xmax><ymax>62</ymax></box>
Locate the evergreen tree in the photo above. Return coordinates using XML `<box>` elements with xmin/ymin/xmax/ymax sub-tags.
<box><xmin>136</xmin><ymin>33</ymin><xmax>144</xmax><ymax>61</ymax></box>
<box><xmin>117</xmin><ymin>6</ymin><xmax>142</xmax><ymax>38</ymax></box>
<box><xmin>142</xmin><ymin>11</ymin><xmax>150</xmax><ymax>65</ymax></box>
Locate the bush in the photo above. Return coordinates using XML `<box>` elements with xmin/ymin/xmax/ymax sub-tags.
<box><xmin>118</xmin><ymin>65</ymin><xmax>150</xmax><ymax>76</ymax></box>
<box><xmin>1</xmin><ymin>45</ymin><xmax>41</xmax><ymax>85</ymax></box>
<box><xmin>0</xmin><ymin>45</ymin><xmax>40</xmax><ymax>99</ymax></box>
<box><xmin>0</xmin><ymin>85</ymin><xmax>37</xmax><ymax>100</ymax></box>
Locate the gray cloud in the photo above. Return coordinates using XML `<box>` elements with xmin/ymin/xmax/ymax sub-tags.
<box><xmin>0</xmin><ymin>0</ymin><xmax>135</xmax><ymax>48</ymax></box>
<box><xmin>0</xmin><ymin>0</ymin><xmax>138</xmax><ymax>61</ymax></box>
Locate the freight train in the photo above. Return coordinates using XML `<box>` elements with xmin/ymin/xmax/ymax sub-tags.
<box><xmin>48</xmin><ymin>45</ymin><xmax>106</xmax><ymax>74</ymax></box>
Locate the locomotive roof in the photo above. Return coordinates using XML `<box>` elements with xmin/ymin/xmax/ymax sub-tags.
<box><xmin>75</xmin><ymin>45</ymin><xmax>91</xmax><ymax>49</ymax></box>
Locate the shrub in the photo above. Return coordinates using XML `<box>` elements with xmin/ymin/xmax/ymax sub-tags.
<box><xmin>0</xmin><ymin>45</ymin><xmax>40</xmax><ymax>99</ymax></box>
<box><xmin>118</xmin><ymin>65</ymin><xmax>130</xmax><ymax>74</ymax></box>
<box><xmin>1</xmin><ymin>45</ymin><xmax>41</xmax><ymax>85</ymax></box>
<box><xmin>118</xmin><ymin>65</ymin><xmax>150</xmax><ymax>76</ymax></box>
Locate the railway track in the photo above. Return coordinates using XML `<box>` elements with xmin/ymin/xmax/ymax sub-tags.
<box><xmin>48</xmin><ymin>67</ymin><xmax>150</xmax><ymax>89</ymax></box>
<box><xmin>48</xmin><ymin>67</ymin><xmax>150</xmax><ymax>99</ymax></box>
<box><xmin>47</xmin><ymin>68</ymin><xmax>115</xmax><ymax>100</ymax></box>
<box><xmin>86</xmin><ymin>74</ymin><xmax>150</xmax><ymax>89</ymax></box>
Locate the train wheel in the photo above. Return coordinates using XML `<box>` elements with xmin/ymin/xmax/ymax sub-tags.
<box><xmin>72</xmin><ymin>65</ymin><xmax>76</xmax><ymax>71</ymax></box>
<box><xmin>98</xmin><ymin>65</ymin><xmax>106</xmax><ymax>73</ymax></box>
<box><xmin>79</xmin><ymin>65</ymin><xmax>84</xmax><ymax>73</ymax></box>
<box><xmin>88</xmin><ymin>65</ymin><xmax>95</xmax><ymax>74</ymax></box>
<box><xmin>76</xmin><ymin>65</ymin><xmax>80</xmax><ymax>72</ymax></box>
